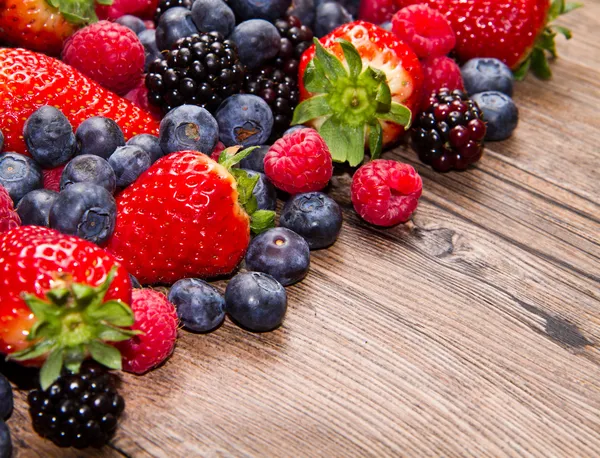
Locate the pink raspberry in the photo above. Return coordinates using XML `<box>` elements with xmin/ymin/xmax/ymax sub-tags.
<box><xmin>62</xmin><ymin>21</ymin><xmax>145</xmax><ymax>95</ymax></box>
<box><xmin>351</xmin><ymin>160</ymin><xmax>422</xmax><ymax>227</ymax></box>
<box><xmin>96</xmin><ymin>0</ymin><xmax>159</xmax><ymax>20</ymax></box>
<box><xmin>264</xmin><ymin>128</ymin><xmax>333</xmax><ymax>194</ymax></box>
<box><xmin>0</xmin><ymin>184</ymin><xmax>20</xmax><ymax>233</ymax></box>
<box><xmin>392</xmin><ymin>4</ymin><xmax>456</xmax><ymax>59</ymax></box>
<box><xmin>42</xmin><ymin>165</ymin><xmax>65</xmax><ymax>192</ymax></box>
<box><xmin>210</xmin><ymin>142</ymin><xmax>226</xmax><ymax>162</ymax></box>
<box><xmin>420</xmin><ymin>55</ymin><xmax>464</xmax><ymax>110</ymax></box>
<box><xmin>116</xmin><ymin>289</ymin><xmax>178</xmax><ymax>374</ymax></box>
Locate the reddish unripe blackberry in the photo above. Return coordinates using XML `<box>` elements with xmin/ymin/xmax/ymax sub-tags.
<box><xmin>411</xmin><ymin>88</ymin><xmax>486</xmax><ymax>172</ymax></box>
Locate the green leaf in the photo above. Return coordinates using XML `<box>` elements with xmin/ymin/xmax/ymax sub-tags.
<box><xmin>97</xmin><ymin>324</ymin><xmax>141</xmax><ymax>342</ymax></box>
<box><xmin>45</xmin><ymin>287</ymin><xmax>69</xmax><ymax>305</ymax></box>
<box><xmin>63</xmin><ymin>345</ymin><xmax>86</xmax><ymax>374</ymax></box>
<box><xmin>377</xmin><ymin>102</ymin><xmax>412</xmax><ymax>128</ymax></box>
<box><xmin>40</xmin><ymin>349</ymin><xmax>64</xmax><ymax>390</ymax></box>
<box><xmin>548</xmin><ymin>0</ymin><xmax>564</xmax><ymax>21</ymax></box>
<box><xmin>28</xmin><ymin>321</ymin><xmax>57</xmax><ymax>341</ymax></box>
<box><xmin>9</xmin><ymin>340</ymin><xmax>55</xmax><ymax>362</ymax></box>
<box><xmin>221</xmin><ymin>146</ymin><xmax>257</xmax><ymax>170</ymax></box>
<box><xmin>513</xmin><ymin>58</ymin><xmax>531</xmax><ymax>81</ymax></box>
<box><xmin>563</xmin><ymin>2</ymin><xmax>583</xmax><ymax>14</ymax></box>
<box><xmin>368</xmin><ymin>121</ymin><xmax>383</xmax><ymax>160</ymax></box>
<box><xmin>96</xmin><ymin>267</ymin><xmax>117</xmax><ymax>302</ymax></box>
<box><xmin>375</xmin><ymin>82</ymin><xmax>392</xmax><ymax>113</ymax></box>
<box><xmin>292</xmin><ymin>95</ymin><xmax>333</xmax><ymax>125</ymax></box>
<box><xmin>319</xmin><ymin>116</ymin><xmax>365</xmax><ymax>166</ymax></box>
<box><xmin>88</xmin><ymin>341</ymin><xmax>122</xmax><ymax>371</ymax></box>
<box><xmin>47</xmin><ymin>0</ymin><xmax>60</xmax><ymax>7</ymax></box>
<box><xmin>337</xmin><ymin>39</ymin><xmax>362</xmax><ymax>80</ymax></box>
<box><xmin>86</xmin><ymin>300</ymin><xmax>135</xmax><ymax>327</ymax></box>
<box><xmin>71</xmin><ymin>283</ymin><xmax>96</xmax><ymax>305</ymax></box>
<box><xmin>303</xmin><ymin>60</ymin><xmax>333</xmax><ymax>94</ymax></box>
<box><xmin>231</xmin><ymin>168</ymin><xmax>260</xmax><ymax>215</ymax></box>
<box><xmin>21</xmin><ymin>294</ymin><xmax>57</xmax><ymax>320</ymax></box>
<box><xmin>313</xmin><ymin>38</ymin><xmax>348</xmax><ymax>83</ymax></box>
<box><xmin>530</xmin><ymin>48</ymin><xmax>552</xmax><ymax>80</ymax></box>
<box><xmin>536</xmin><ymin>29</ymin><xmax>557</xmax><ymax>57</ymax></box>
<box><xmin>553</xmin><ymin>25</ymin><xmax>573</xmax><ymax>40</ymax></box>
<box><xmin>250</xmin><ymin>210</ymin><xmax>276</xmax><ymax>235</ymax></box>
<box><xmin>94</xmin><ymin>0</ymin><xmax>113</xmax><ymax>5</ymax></box>
<box><xmin>319</xmin><ymin>116</ymin><xmax>347</xmax><ymax>163</ymax></box>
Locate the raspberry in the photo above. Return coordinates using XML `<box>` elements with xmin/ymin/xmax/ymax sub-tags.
<box><xmin>391</xmin><ymin>4</ymin><xmax>455</xmax><ymax>59</ymax></box>
<box><xmin>210</xmin><ymin>141</ymin><xmax>226</xmax><ymax>162</ymax></box>
<box><xmin>420</xmin><ymin>55</ymin><xmax>464</xmax><ymax>111</ymax></box>
<box><xmin>116</xmin><ymin>289</ymin><xmax>178</xmax><ymax>374</ymax></box>
<box><xmin>62</xmin><ymin>21</ymin><xmax>145</xmax><ymax>95</ymax></box>
<box><xmin>264</xmin><ymin>128</ymin><xmax>333</xmax><ymax>194</ymax></box>
<box><xmin>351</xmin><ymin>160</ymin><xmax>422</xmax><ymax>227</ymax></box>
<box><xmin>0</xmin><ymin>184</ymin><xmax>20</xmax><ymax>233</ymax></box>
<box><xmin>42</xmin><ymin>165</ymin><xmax>66</xmax><ymax>193</ymax></box>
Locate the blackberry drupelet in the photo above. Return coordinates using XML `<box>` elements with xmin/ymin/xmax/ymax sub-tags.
<box><xmin>411</xmin><ymin>88</ymin><xmax>486</xmax><ymax>172</ymax></box>
<box><xmin>146</xmin><ymin>32</ymin><xmax>245</xmax><ymax>114</ymax></box>
<box><xmin>155</xmin><ymin>0</ymin><xmax>193</xmax><ymax>23</ymax></box>
<box><xmin>27</xmin><ymin>364</ymin><xmax>125</xmax><ymax>449</ymax></box>
<box><xmin>273</xmin><ymin>16</ymin><xmax>314</xmax><ymax>79</ymax></box>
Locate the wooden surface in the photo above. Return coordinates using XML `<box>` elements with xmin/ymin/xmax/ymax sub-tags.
<box><xmin>5</xmin><ymin>3</ymin><xmax>600</xmax><ymax>457</ymax></box>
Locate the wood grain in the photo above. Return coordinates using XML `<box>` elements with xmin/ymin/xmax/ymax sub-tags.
<box><xmin>5</xmin><ymin>2</ymin><xmax>600</xmax><ymax>457</ymax></box>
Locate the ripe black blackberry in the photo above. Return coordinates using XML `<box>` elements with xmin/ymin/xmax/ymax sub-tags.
<box><xmin>273</xmin><ymin>16</ymin><xmax>314</xmax><ymax>79</ymax></box>
<box><xmin>27</xmin><ymin>365</ymin><xmax>125</xmax><ymax>449</ymax></box>
<box><xmin>146</xmin><ymin>32</ymin><xmax>245</xmax><ymax>114</ymax></box>
<box><xmin>154</xmin><ymin>0</ymin><xmax>193</xmax><ymax>23</ymax></box>
<box><xmin>411</xmin><ymin>88</ymin><xmax>487</xmax><ymax>172</ymax></box>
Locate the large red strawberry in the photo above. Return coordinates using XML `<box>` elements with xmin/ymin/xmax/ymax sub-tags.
<box><xmin>294</xmin><ymin>21</ymin><xmax>423</xmax><ymax>166</ymax></box>
<box><xmin>395</xmin><ymin>0</ymin><xmax>582</xmax><ymax>79</ymax></box>
<box><xmin>106</xmin><ymin>148</ymin><xmax>275</xmax><ymax>285</ymax></box>
<box><xmin>0</xmin><ymin>226</ymin><xmax>137</xmax><ymax>388</ymax></box>
<box><xmin>0</xmin><ymin>48</ymin><xmax>159</xmax><ymax>156</ymax></box>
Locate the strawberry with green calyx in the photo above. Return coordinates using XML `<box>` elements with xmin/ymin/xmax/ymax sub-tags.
<box><xmin>294</xmin><ymin>21</ymin><xmax>423</xmax><ymax>167</ymax></box>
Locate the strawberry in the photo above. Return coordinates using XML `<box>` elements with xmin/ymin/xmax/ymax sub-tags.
<box><xmin>106</xmin><ymin>148</ymin><xmax>276</xmax><ymax>285</ymax></box>
<box><xmin>0</xmin><ymin>184</ymin><xmax>20</xmax><ymax>233</ymax></box>
<box><xmin>294</xmin><ymin>21</ymin><xmax>423</xmax><ymax>166</ymax></box>
<box><xmin>0</xmin><ymin>48</ymin><xmax>160</xmax><ymax>157</ymax></box>
<box><xmin>395</xmin><ymin>0</ymin><xmax>582</xmax><ymax>79</ymax></box>
<box><xmin>0</xmin><ymin>226</ymin><xmax>137</xmax><ymax>389</ymax></box>
<box><xmin>0</xmin><ymin>0</ymin><xmax>100</xmax><ymax>56</ymax></box>
<box><xmin>96</xmin><ymin>0</ymin><xmax>159</xmax><ymax>20</ymax></box>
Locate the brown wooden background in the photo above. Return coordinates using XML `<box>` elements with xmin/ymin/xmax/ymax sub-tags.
<box><xmin>5</xmin><ymin>1</ymin><xmax>600</xmax><ymax>456</ymax></box>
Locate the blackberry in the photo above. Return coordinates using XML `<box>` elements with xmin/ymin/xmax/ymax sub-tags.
<box><xmin>154</xmin><ymin>0</ymin><xmax>193</xmax><ymax>23</ymax></box>
<box><xmin>146</xmin><ymin>32</ymin><xmax>245</xmax><ymax>114</ymax></box>
<box><xmin>27</xmin><ymin>365</ymin><xmax>125</xmax><ymax>449</ymax></box>
<box><xmin>411</xmin><ymin>88</ymin><xmax>486</xmax><ymax>172</ymax></box>
<box><xmin>273</xmin><ymin>16</ymin><xmax>314</xmax><ymax>79</ymax></box>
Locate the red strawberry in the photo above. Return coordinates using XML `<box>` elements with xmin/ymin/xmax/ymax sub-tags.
<box><xmin>0</xmin><ymin>48</ymin><xmax>160</xmax><ymax>157</ymax></box>
<box><xmin>0</xmin><ymin>184</ymin><xmax>20</xmax><ymax>233</ymax></box>
<box><xmin>395</xmin><ymin>0</ymin><xmax>582</xmax><ymax>79</ymax></box>
<box><xmin>0</xmin><ymin>226</ymin><xmax>136</xmax><ymax>388</ymax></box>
<box><xmin>295</xmin><ymin>21</ymin><xmax>423</xmax><ymax>166</ymax></box>
<box><xmin>106</xmin><ymin>148</ymin><xmax>275</xmax><ymax>285</ymax></box>
<box><xmin>96</xmin><ymin>0</ymin><xmax>159</xmax><ymax>20</ymax></box>
<box><xmin>116</xmin><ymin>289</ymin><xmax>178</xmax><ymax>374</ymax></box>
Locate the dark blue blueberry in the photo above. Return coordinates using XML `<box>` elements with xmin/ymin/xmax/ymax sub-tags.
<box><xmin>191</xmin><ymin>0</ymin><xmax>235</xmax><ymax>37</ymax></box>
<box><xmin>239</xmin><ymin>145</ymin><xmax>268</xmax><ymax>173</ymax></box>
<box><xmin>0</xmin><ymin>152</ymin><xmax>42</xmax><ymax>204</ymax></box>
<box><xmin>287</xmin><ymin>0</ymin><xmax>315</xmax><ymax>28</ymax></box>
<box><xmin>229</xmin><ymin>0</ymin><xmax>291</xmax><ymax>22</ymax></box>
<box><xmin>229</xmin><ymin>20</ymin><xmax>281</xmax><ymax>69</ymax></box>
<box><xmin>60</xmin><ymin>155</ymin><xmax>116</xmax><ymax>193</ymax></box>
<box><xmin>0</xmin><ymin>420</ymin><xmax>11</xmax><ymax>458</ymax></box>
<box><xmin>129</xmin><ymin>274</ymin><xmax>142</xmax><ymax>289</ymax></box>
<box><xmin>127</xmin><ymin>134</ymin><xmax>164</xmax><ymax>163</ymax></box>
<box><xmin>16</xmin><ymin>189</ymin><xmax>59</xmax><ymax>227</ymax></box>
<box><xmin>23</xmin><ymin>106</ymin><xmax>76</xmax><ymax>168</ymax></box>
<box><xmin>108</xmin><ymin>146</ymin><xmax>152</xmax><ymax>188</ymax></box>
<box><xmin>0</xmin><ymin>374</ymin><xmax>12</xmax><ymax>420</ymax></box>
<box><xmin>168</xmin><ymin>278</ymin><xmax>225</xmax><ymax>333</ymax></box>
<box><xmin>315</xmin><ymin>0</ymin><xmax>359</xmax><ymax>16</ymax></box>
<box><xmin>138</xmin><ymin>29</ymin><xmax>162</xmax><ymax>72</ymax></box>
<box><xmin>49</xmin><ymin>183</ymin><xmax>116</xmax><ymax>245</ymax></box>
<box><xmin>471</xmin><ymin>91</ymin><xmax>519</xmax><ymax>141</ymax></box>
<box><xmin>461</xmin><ymin>58</ymin><xmax>514</xmax><ymax>97</ymax></box>
<box><xmin>380</xmin><ymin>21</ymin><xmax>392</xmax><ymax>31</ymax></box>
<box><xmin>242</xmin><ymin>169</ymin><xmax>276</xmax><ymax>211</ymax></box>
<box><xmin>155</xmin><ymin>7</ymin><xmax>198</xmax><ymax>51</ymax></box>
<box><xmin>314</xmin><ymin>1</ymin><xmax>352</xmax><ymax>38</ymax></box>
<box><xmin>159</xmin><ymin>105</ymin><xmax>219</xmax><ymax>155</ymax></box>
<box><xmin>225</xmin><ymin>272</ymin><xmax>287</xmax><ymax>332</ymax></box>
<box><xmin>283</xmin><ymin>125</ymin><xmax>309</xmax><ymax>136</ymax></box>
<box><xmin>216</xmin><ymin>95</ymin><xmax>273</xmax><ymax>147</ymax></box>
<box><xmin>75</xmin><ymin>117</ymin><xmax>125</xmax><ymax>160</ymax></box>
<box><xmin>115</xmin><ymin>15</ymin><xmax>146</xmax><ymax>34</ymax></box>
<box><xmin>280</xmin><ymin>192</ymin><xmax>342</xmax><ymax>249</ymax></box>
<box><xmin>245</xmin><ymin>227</ymin><xmax>310</xmax><ymax>286</ymax></box>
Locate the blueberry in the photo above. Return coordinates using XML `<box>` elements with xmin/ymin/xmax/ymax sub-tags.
<box><xmin>229</xmin><ymin>20</ymin><xmax>281</xmax><ymax>69</ymax></box>
<box><xmin>191</xmin><ymin>0</ymin><xmax>235</xmax><ymax>37</ymax></box>
<box><xmin>0</xmin><ymin>421</ymin><xmax>11</xmax><ymax>458</ymax></box>
<box><xmin>168</xmin><ymin>278</ymin><xmax>226</xmax><ymax>333</ymax></box>
<box><xmin>245</xmin><ymin>227</ymin><xmax>310</xmax><ymax>286</ymax></box>
<box><xmin>76</xmin><ymin>117</ymin><xmax>125</xmax><ymax>160</ymax></box>
<box><xmin>461</xmin><ymin>58</ymin><xmax>514</xmax><ymax>97</ymax></box>
<box><xmin>283</xmin><ymin>125</ymin><xmax>309</xmax><ymax>136</ymax></box>
<box><xmin>471</xmin><ymin>91</ymin><xmax>519</xmax><ymax>141</ymax></box>
<box><xmin>159</xmin><ymin>105</ymin><xmax>219</xmax><ymax>155</ymax></box>
<box><xmin>115</xmin><ymin>15</ymin><xmax>146</xmax><ymax>34</ymax></box>
<box><xmin>49</xmin><ymin>183</ymin><xmax>116</xmax><ymax>245</ymax></box>
<box><xmin>225</xmin><ymin>272</ymin><xmax>287</xmax><ymax>332</ymax></box>
<box><xmin>129</xmin><ymin>274</ymin><xmax>142</xmax><ymax>289</ymax></box>
<box><xmin>239</xmin><ymin>145</ymin><xmax>268</xmax><ymax>173</ymax></box>
<box><xmin>229</xmin><ymin>0</ymin><xmax>291</xmax><ymax>22</ymax></box>
<box><xmin>127</xmin><ymin>134</ymin><xmax>164</xmax><ymax>164</ymax></box>
<box><xmin>155</xmin><ymin>7</ymin><xmax>198</xmax><ymax>51</ymax></box>
<box><xmin>23</xmin><ymin>106</ymin><xmax>76</xmax><ymax>168</ymax></box>
<box><xmin>16</xmin><ymin>189</ymin><xmax>59</xmax><ymax>227</ymax></box>
<box><xmin>280</xmin><ymin>192</ymin><xmax>342</xmax><ymax>249</ymax></box>
<box><xmin>314</xmin><ymin>1</ymin><xmax>352</xmax><ymax>38</ymax></box>
<box><xmin>138</xmin><ymin>29</ymin><xmax>162</xmax><ymax>72</ymax></box>
<box><xmin>287</xmin><ymin>0</ymin><xmax>316</xmax><ymax>28</ymax></box>
<box><xmin>315</xmin><ymin>0</ymin><xmax>359</xmax><ymax>16</ymax></box>
<box><xmin>60</xmin><ymin>155</ymin><xmax>116</xmax><ymax>193</ymax></box>
<box><xmin>0</xmin><ymin>152</ymin><xmax>42</xmax><ymax>204</ymax></box>
<box><xmin>0</xmin><ymin>374</ymin><xmax>12</xmax><ymax>420</ymax></box>
<box><xmin>242</xmin><ymin>169</ymin><xmax>276</xmax><ymax>211</ymax></box>
<box><xmin>216</xmin><ymin>95</ymin><xmax>273</xmax><ymax>147</ymax></box>
<box><xmin>108</xmin><ymin>146</ymin><xmax>152</xmax><ymax>188</ymax></box>
<box><xmin>380</xmin><ymin>21</ymin><xmax>392</xmax><ymax>31</ymax></box>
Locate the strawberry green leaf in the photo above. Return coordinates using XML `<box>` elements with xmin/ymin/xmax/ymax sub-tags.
<box><xmin>220</xmin><ymin>146</ymin><xmax>255</xmax><ymax>169</ymax></box>
<box><xmin>231</xmin><ymin>168</ymin><xmax>260</xmax><ymax>215</ymax></box>
<box><xmin>563</xmin><ymin>2</ymin><xmax>583</xmax><ymax>13</ymax></box>
<box><xmin>513</xmin><ymin>58</ymin><xmax>531</xmax><ymax>81</ymax></box>
<box><xmin>345</xmin><ymin>125</ymin><xmax>366</xmax><ymax>167</ymax></box>
<box><xmin>97</xmin><ymin>324</ymin><xmax>140</xmax><ymax>342</ymax></box>
<box><xmin>531</xmin><ymin>48</ymin><xmax>552</xmax><ymax>80</ymax></box>
<box><xmin>553</xmin><ymin>25</ymin><xmax>573</xmax><ymax>40</ymax></box>
<box><xmin>46</xmin><ymin>287</ymin><xmax>69</xmax><ymax>305</ymax></box>
<box><xmin>64</xmin><ymin>345</ymin><xmax>85</xmax><ymax>373</ymax></box>
<box><xmin>368</xmin><ymin>121</ymin><xmax>383</xmax><ymax>160</ymax></box>
<box><xmin>337</xmin><ymin>39</ymin><xmax>362</xmax><ymax>80</ymax></box>
<box><xmin>377</xmin><ymin>102</ymin><xmax>412</xmax><ymax>128</ymax></box>
<box><xmin>548</xmin><ymin>0</ymin><xmax>564</xmax><ymax>21</ymax></box>
<box><xmin>304</xmin><ymin>60</ymin><xmax>333</xmax><ymax>94</ymax></box>
<box><xmin>95</xmin><ymin>0</ymin><xmax>113</xmax><ymax>4</ymax></box>
<box><xmin>88</xmin><ymin>340</ymin><xmax>122</xmax><ymax>371</ymax></box>
<box><xmin>47</xmin><ymin>0</ymin><xmax>61</xmax><ymax>7</ymax></box>
<box><xmin>71</xmin><ymin>283</ymin><xmax>97</xmax><ymax>305</ymax></box>
<box><xmin>292</xmin><ymin>95</ymin><xmax>333</xmax><ymax>125</ymax></box>
<box><xmin>87</xmin><ymin>300</ymin><xmax>135</xmax><ymax>327</ymax></box>
<box><xmin>9</xmin><ymin>340</ymin><xmax>55</xmax><ymax>362</ymax></box>
<box><xmin>21</xmin><ymin>294</ymin><xmax>59</xmax><ymax>320</ymax></box>
<box><xmin>375</xmin><ymin>82</ymin><xmax>392</xmax><ymax>113</ymax></box>
<box><xmin>250</xmin><ymin>210</ymin><xmax>276</xmax><ymax>235</ymax></box>
<box><xmin>313</xmin><ymin>38</ymin><xmax>348</xmax><ymax>83</ymax></box>
<box><xmin>319</xmin><ymin>116</ymin><xmax>348</xmax><ymax>163</ymax></box>
<box><xmin>40</xmin><ymin>349</ymin><xmax>64</xmax><ymax>390</ymax></box>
